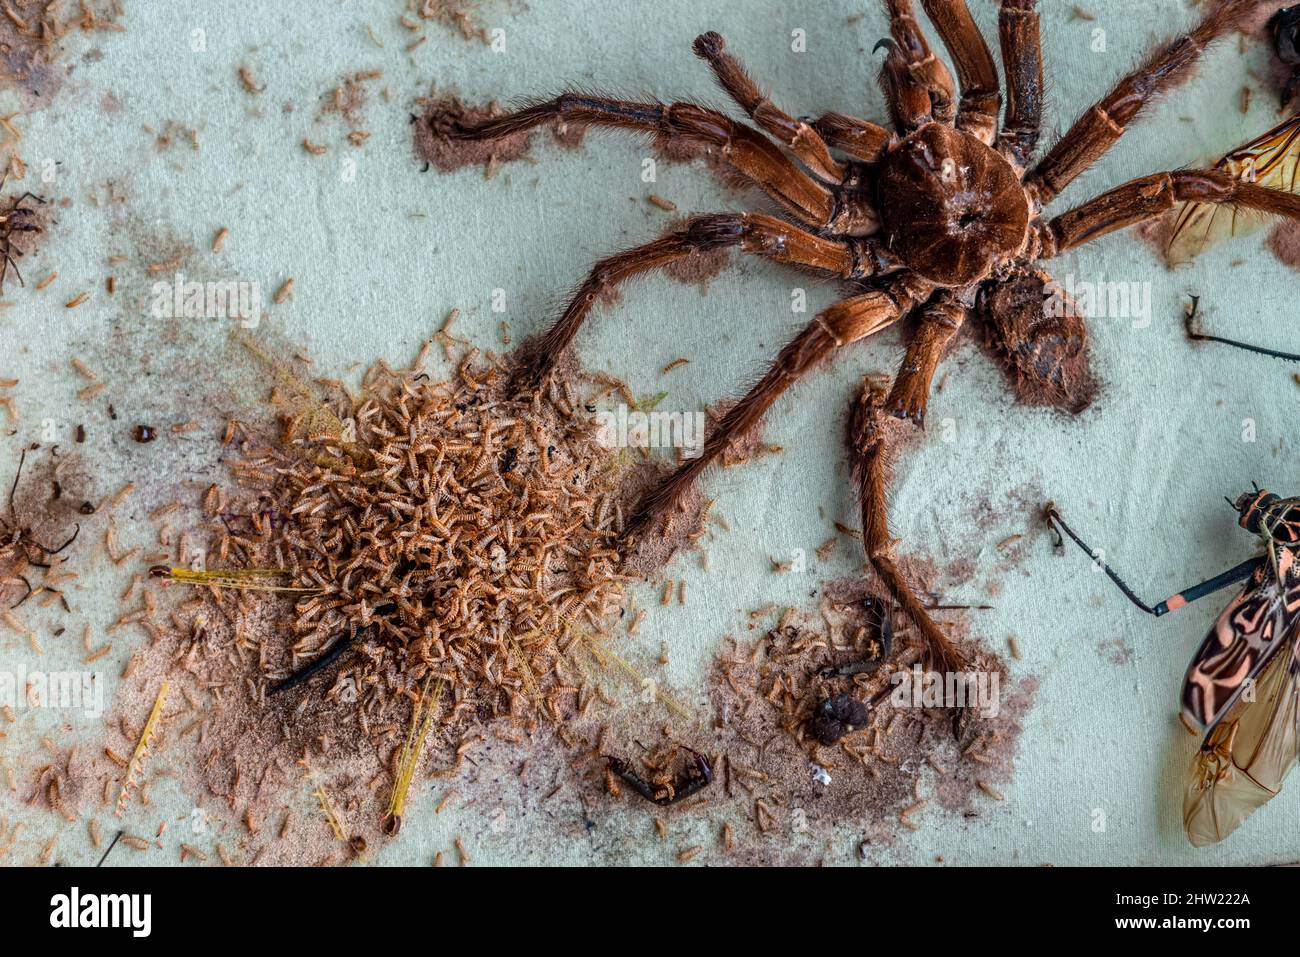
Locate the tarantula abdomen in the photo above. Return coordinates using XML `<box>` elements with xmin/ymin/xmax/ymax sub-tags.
<box><xmin>876</xmin><ymin>123</ymin><xmax>1029</xmax><ymax>286</ymax></box>
<box><xmin>978</xmin><ymin>268</ymin><xmax>1096</xmax><ymax>414</ymax></box>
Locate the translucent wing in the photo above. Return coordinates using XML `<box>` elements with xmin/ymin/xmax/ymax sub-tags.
<box><xmin>1183</xmin><ymin>643</ymin><xmax>1300</xmax><ymax>846</ymax></box>
<box><xmin>1166</xmin><ymin>114</ymin><xmax>1300</xmax><ymax>265</ymax></box>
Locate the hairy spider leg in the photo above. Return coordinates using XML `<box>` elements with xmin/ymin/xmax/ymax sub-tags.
<box><xmin>516</xmin><ymin>213</ymin><xmax>893</xmax><ymax>389</ymax></box>
<box><xmin>1025</xmin><ymin>0</ymin><xmax>1255</xmax><ymax>205</ymax></box>
<box><xmin>995</xmin><ymin>0</ymin><xmax>1042</xmax><ymax>168</ymax></box>
<box><xmin>810</xmin><ymin>112</ymin><xmax>891</xmax><ymax>163</ymax></box>
<box><xmin>1035</xmin><ymin>169</ymin><xmax>1300</xmax><ymax>258</ymax></box>
<box><xmin>850</xmin><ymin>378</ymin><xmax>972</xmax><ymax>684</ymax></box>
<box><xmin>692</xmin><ymin>32</ymin><xmax>847</xmax><ymax>183</ymax></box>
<box><xmin>919</xmin><ymin>0</ymin><xmax>1000</xmax><ymax>143</ymax></box>
<box><xmin>444</xmin><ymin>93</ymin><xmax>836</xmax><ymax>227</ymax></box>
<box><xmin>884</xmin><ymin>288</ymin><xmax>966</xmax><ymax>425</ymax></box>
<box><xmin>1046</xmin><ymin>505</ymin><xmax>1265</xmax><ymax>617</ymax></box>
<box><xmin>624</xmin><ymin>278</ymin><xmax>929</xmax><ymax>543</ymax></box>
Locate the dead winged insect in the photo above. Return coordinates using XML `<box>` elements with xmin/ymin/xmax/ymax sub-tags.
<box><xmin>0</xmin><ymin>192</ymin><xmax>45</xmax><ymax>289</ymax></box>
<box><xmin>605</xmin><ymin>748</ymin><xmax>712</xmax><ymax>807</ymax></box>
<box><xmin>1047</xmin><ymin>496</ymin><xmax>1300</xmax><ymax>846</ymax></box>
<box><xmin>2</xmin><ymin>450</ymin><xmax>79</xmax><ymax>607</ymax></box>
<box><xmin>437</xmin><ymin>1</ymin><xmax>1300</xmax><ymax>682</ymax></box>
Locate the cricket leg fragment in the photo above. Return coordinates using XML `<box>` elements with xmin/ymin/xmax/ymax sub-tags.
<box><xmin>269</xmin><ymin>631</ymin><xmax>359</xmax><ymax>696</ymax></box>
<box><xmin>1184</xmin><ymin>296</ymin><xmax>1300</xmax><ymax>363</ymax></box>
<box><xmin>605</xmin><ymin>748</ymin><xmax>713</xmax><ymax>806</ymax></box>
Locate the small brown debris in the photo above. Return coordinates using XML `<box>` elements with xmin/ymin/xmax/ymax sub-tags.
<box><xmin>238</xmin><ymin>66</ymin><xmax>263</xmax><ymax>95</ymax></box>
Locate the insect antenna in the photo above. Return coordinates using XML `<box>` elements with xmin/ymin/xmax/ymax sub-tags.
<box><xmin>7</xmin><ymin>448</ymin><xmax>24</xmax><ymax>526</ymax></box>
<box><xmin>1185</xmin><ymin>298</ymin><xmax>1300</xmax><ymax>362</ymax></box>
<box><xmin>1045</xmin><ymin>505</ymin><xmax>1157</xmax><ymax>616</ymax></box>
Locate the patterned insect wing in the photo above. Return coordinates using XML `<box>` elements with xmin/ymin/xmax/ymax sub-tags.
<box><xmin>1180</xmin><ymin>557</ymin><xmax>1293</xmax><ymax>733</ymax></box>
<box><xmin>1167</xmin><ymin>114</ymin><xmax>1300</xmax><ymax>264</ymax></box>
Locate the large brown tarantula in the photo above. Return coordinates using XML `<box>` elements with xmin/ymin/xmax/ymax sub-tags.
<box><xmin>443</xmin><ymin>0</ymin><xmax>1300</xmax><ymax>674</ymax></box>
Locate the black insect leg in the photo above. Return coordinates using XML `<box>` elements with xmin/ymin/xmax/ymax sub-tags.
<box><xmin>1045</xmin><ymin>505</ymin><xmax>1264</xmax><ymax>617</ymax></box>
<box><xmin>269</xmin><ymin>632</ymin><xmax>356</xmax><ymax>695</ymax></box>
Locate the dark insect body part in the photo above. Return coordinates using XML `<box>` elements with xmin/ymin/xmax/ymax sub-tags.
<box><xmin>2</xmin><ymin>450</ymin><xmax>80</xmax><ymax>605</ymax></box>
<box><xmin>820</xmin><ymin>597</ymin><xmax>894</xmax><ymax>678</ymax></box>
<box><xmin>811</xmin><ymin>693</ymin><xmax>871</xmax><ymax>746</ymax></box>
<box><xmin>1047</xmin><ymin>493</ymin><xmax>1300</xmax><ymax>845</ymax></box>
<box><xmin>268</xmin><ymin>632</ymin><xmax>358</xmax><ymax>696</ymax></box>
<box><xmin>438</xmin><ymin>0</ymin><xmax>1297</xmax><ymax>686</ymax></box>
<box><xmin>0</xmin><ymin>191</ymin><xmax>44</xmax><ymax>289</ymax></box>
<box><xmin>1271</xmin><ymin>5</ymin><xmax>1300</xmax><ymax>108</ymax></box>
<box><xmin>605</xmin><ymin>748</ymin><xmax>713</xmax><ymax>806</ymax></box>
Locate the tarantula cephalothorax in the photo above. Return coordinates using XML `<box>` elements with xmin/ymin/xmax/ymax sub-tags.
<box><xmin>443</xmin><ymin>0</ymin><xmax>1300</xmax><ymax>673</ymax></box>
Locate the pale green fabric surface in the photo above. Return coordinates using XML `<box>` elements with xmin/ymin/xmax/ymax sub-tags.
<box><xmin>2</xmin><ymin>0</ymin><xmax>1299</xmax><ymax>865</ymax></box>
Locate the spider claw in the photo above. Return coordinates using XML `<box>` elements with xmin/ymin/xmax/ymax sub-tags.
<box><xmin>692</xmin><ymin>31</ymin><xmax>725</xmax><ymax>59</ymax></box>
<box><xmin>872</xmin><ymin>37</ymin><xmax>898</xmax><ymax>57</ymax></box>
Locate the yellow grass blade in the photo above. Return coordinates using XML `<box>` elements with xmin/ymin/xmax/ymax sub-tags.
<box><xmin>384</xmin><ymin>676</ymin><xmax>446</xmax><ymax>834</ymax></box>
<box><xmin>116</xmin><ymin>681</ymin><xmax>168</xmax><ymax>817</ymax></box>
